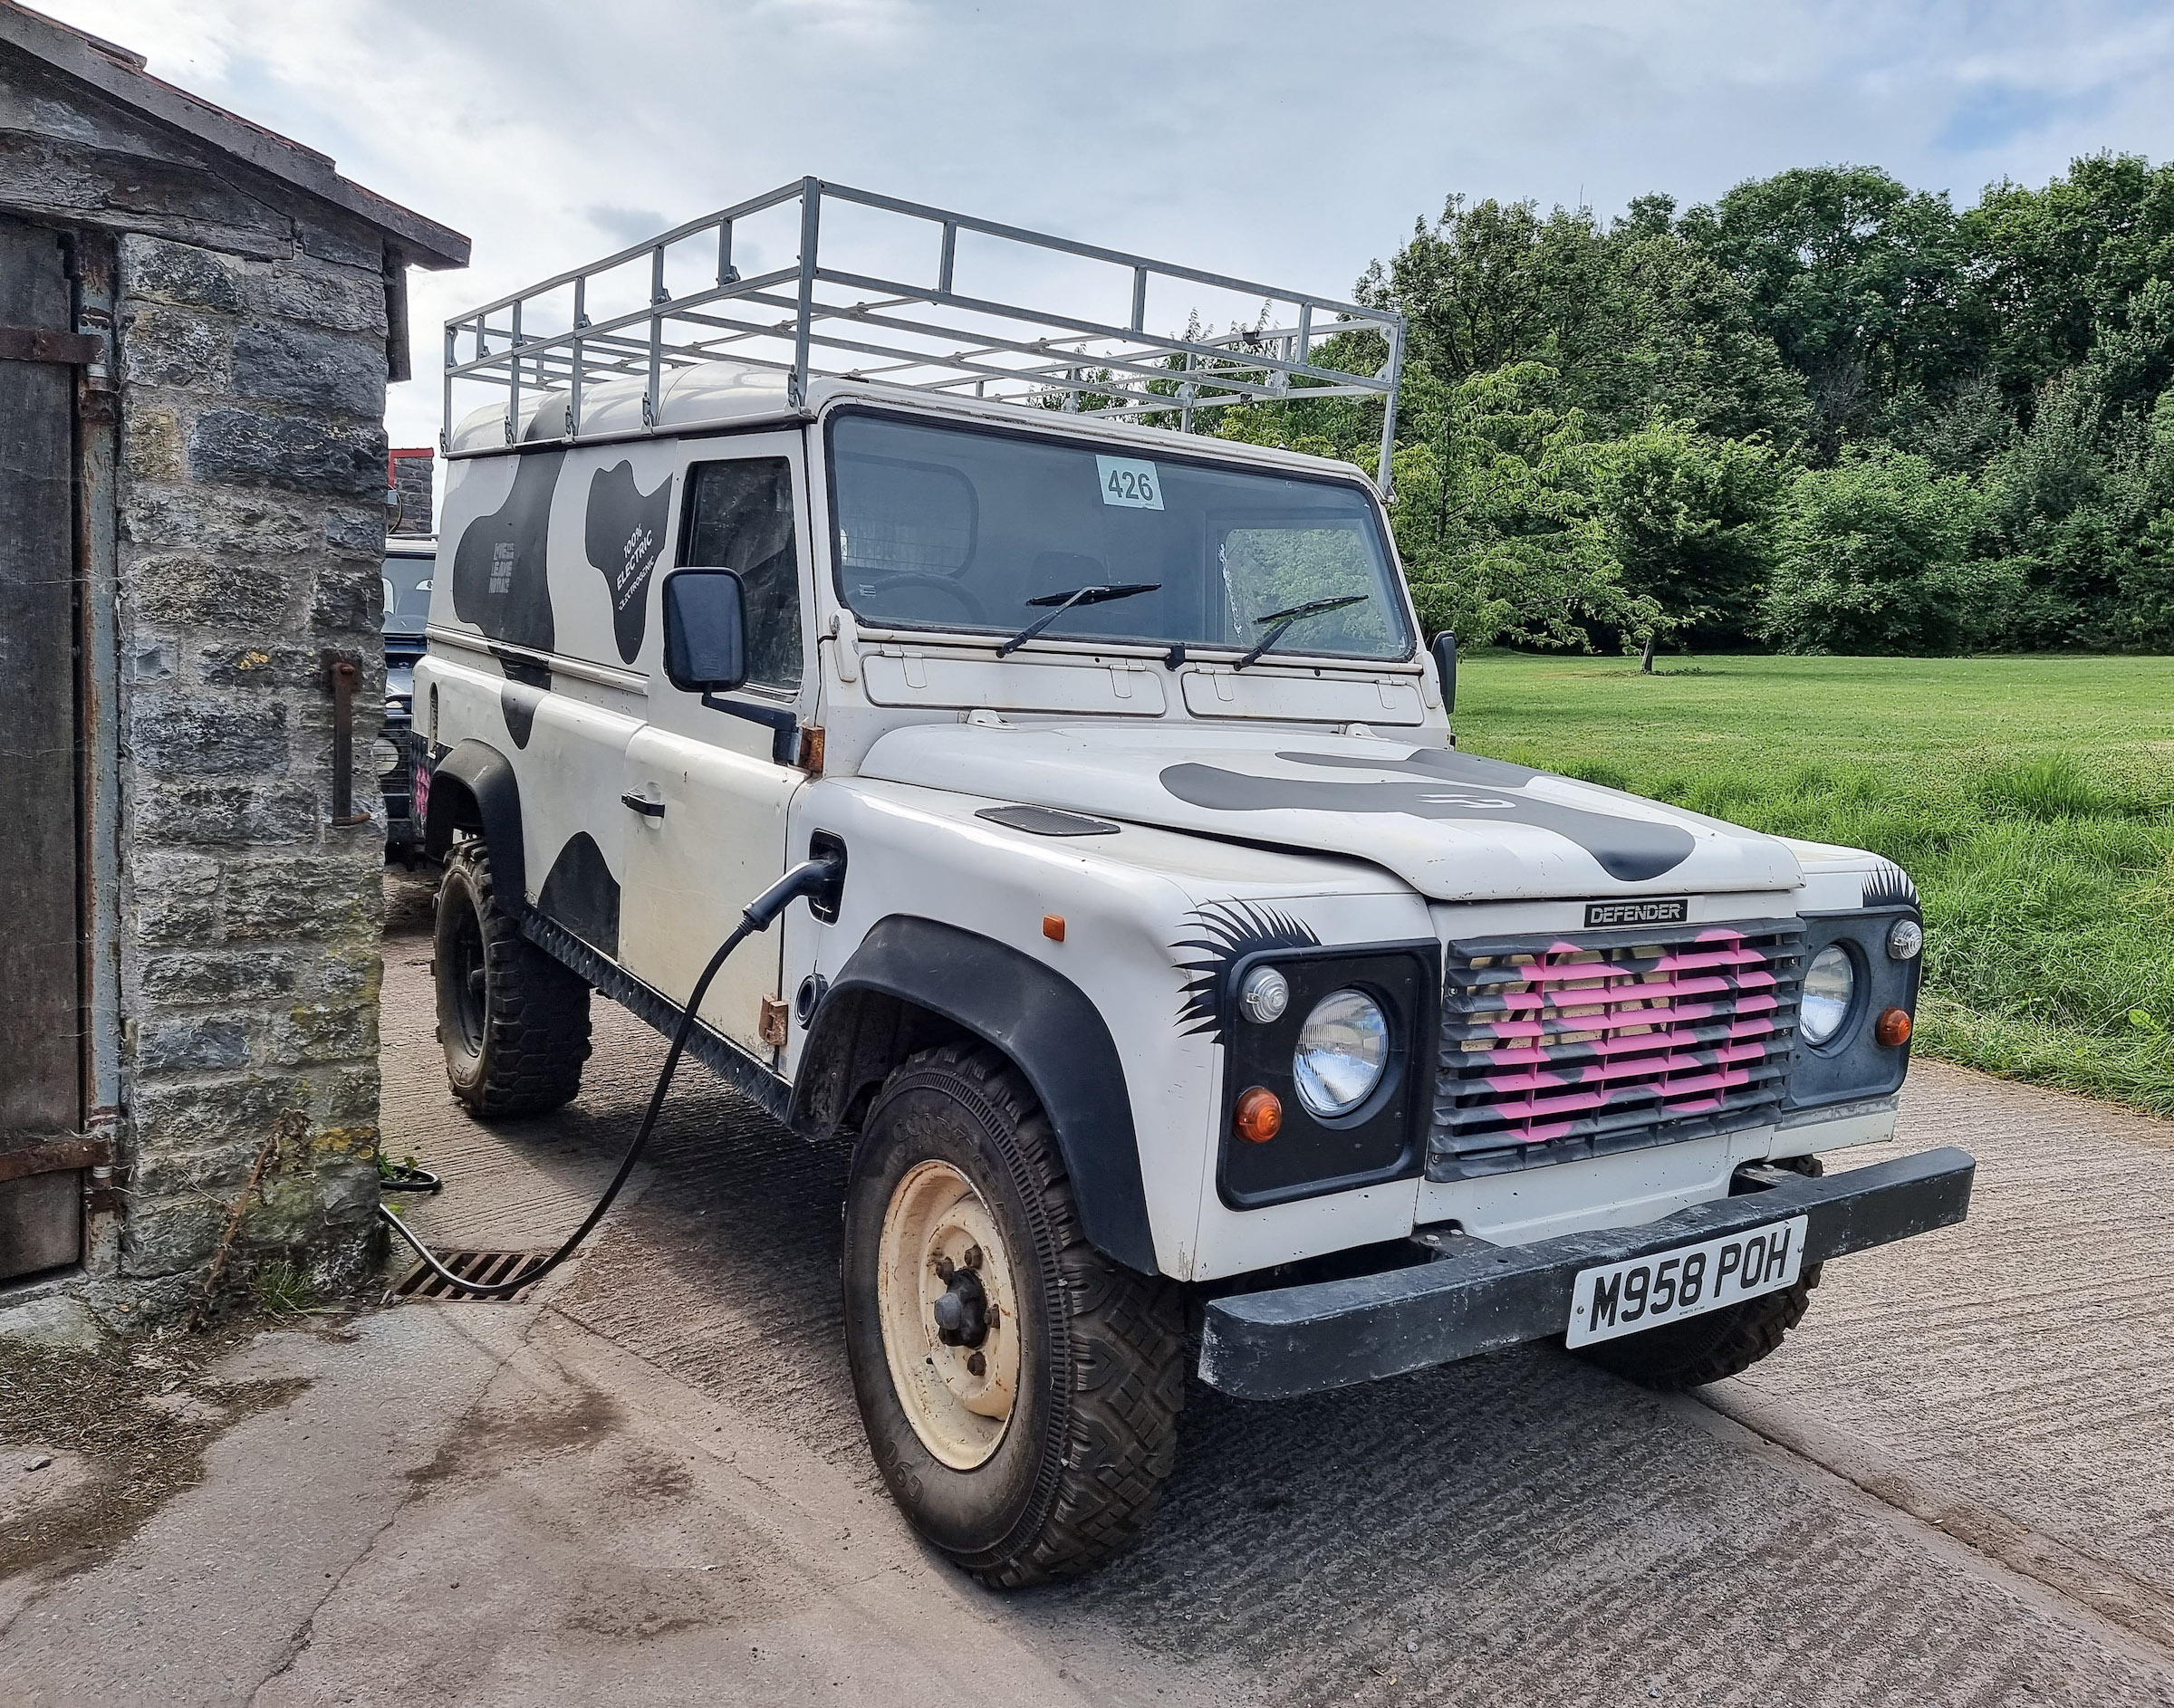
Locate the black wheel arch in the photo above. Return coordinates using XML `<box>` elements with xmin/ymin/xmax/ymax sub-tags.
<box><xmin>791</xmin><ymin>915</ymin><xmax>1159</xmax><ymax>1276</ymax></box>
<box><xmin>423</xmin><ymin>738</ymin><xmax>527</xmax><ymax>912</ymax></box>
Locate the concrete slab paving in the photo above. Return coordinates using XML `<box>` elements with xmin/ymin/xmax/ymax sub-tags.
<box><xmin>253</xmin><ymin>1311</ymin><xmax>1233</xmax><ymax>1708</ymax></box>
<box><xmin>1707</xmin><ymin>1060</ymin><xmax>2174</xmax><ymax>1632</ymax></box>
<box><xmin>0</xmin><ymin>1303</ymin><xmax>534</xmax><ymax>1704</ymax></box>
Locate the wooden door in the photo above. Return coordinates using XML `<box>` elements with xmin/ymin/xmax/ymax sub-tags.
<box><xmin>0</xmin><ymin>216</ymin><xmax>84</xmax><ymax>1280</ymax></box>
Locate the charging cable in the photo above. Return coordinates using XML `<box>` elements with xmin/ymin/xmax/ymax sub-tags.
<box><xmin>377</xmin><ymin>851</ymin><xmax>842</xmax><ymax>1299</ymax></box>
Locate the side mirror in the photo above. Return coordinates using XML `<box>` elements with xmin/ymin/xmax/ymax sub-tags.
<box><xmin>662</xmin><ymin>567</ymin><xmax>748</xmax><ymax>694</ymax></box>
<box><xmin>1431</xmin><ymin>630</ymin><xmax>1457</xmax><ymax>715</ymax></box>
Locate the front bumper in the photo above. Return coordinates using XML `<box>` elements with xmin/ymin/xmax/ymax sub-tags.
<box><xmin>1198</xmin><ymin>1145</ymin><xmax>1975</xmax><ymax>1399</ymax></box>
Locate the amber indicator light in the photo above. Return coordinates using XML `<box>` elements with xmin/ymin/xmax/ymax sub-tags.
<box><xmin>1875</xmin><ymin>1006</ymin><xmax>1913</xmax><ymax>1047</ymax></box>
<box><xmin>1233</xmin><ymin>1086</ymin><xmax>1283</xmax><ymax>1143</ymax></box>
<box><xmin>1043</xmin><ymin>914</ymin><xmax>1065</xmax><ymax>942</ymax></box>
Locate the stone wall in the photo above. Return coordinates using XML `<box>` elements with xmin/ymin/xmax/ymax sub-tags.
<box><xmin>95</xmin><ymin>231</ymin><xmax>391</xmax><ymax>1322</ymax></box>
<box><xmin>390</xmin><ymin>448</ymin><xmax>434</xmax><ymax>536</ymax></box>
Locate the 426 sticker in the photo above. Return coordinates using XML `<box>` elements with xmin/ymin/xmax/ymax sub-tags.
<box><xmin>1094</xmin><ymin>456</ymin><xmax>1164</xmax><ymax>511</ymax></box>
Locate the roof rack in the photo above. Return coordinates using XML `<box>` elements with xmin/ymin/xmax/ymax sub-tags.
<box><xmin>441</xmin><ymin>177</ymin><xmax>1406</xmax><ymax>492</ymax></box>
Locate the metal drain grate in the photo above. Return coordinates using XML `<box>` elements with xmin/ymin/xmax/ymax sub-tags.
<box><xmin>389</xmin><ymin>1249</ymin><xmax>551</xmax><ymax>1303</ymax></box>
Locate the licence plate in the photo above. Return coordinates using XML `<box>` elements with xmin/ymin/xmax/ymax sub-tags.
<box><xmin>1565</xmin><ymin>1215</ymin><xmax>1809</xmax><ymax>1349</ymax></box>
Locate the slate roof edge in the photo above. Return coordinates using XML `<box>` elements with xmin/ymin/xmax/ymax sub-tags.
<box><xmin>0</xmin><ymin>0</ymin><xmax>469</xmax><ymax>269</ymax></box>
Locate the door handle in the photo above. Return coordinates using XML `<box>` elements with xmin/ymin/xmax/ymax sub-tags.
<box><xmin>620</xmin><ymin>792</ymin><xmax>666</xmax><ymax>819</ymax></box>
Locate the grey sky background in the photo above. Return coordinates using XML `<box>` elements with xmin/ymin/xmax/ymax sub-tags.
<box><xmin>38</xmin><ymin>0</ymin><xmax>2174</xmax><ymax>454</ymax></box>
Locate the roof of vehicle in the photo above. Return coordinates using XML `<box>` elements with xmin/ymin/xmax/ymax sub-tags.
<box><xmin>445</xmin><ymin>362</ymin><xmax>1384</xmax><ymax>491</ymax></box>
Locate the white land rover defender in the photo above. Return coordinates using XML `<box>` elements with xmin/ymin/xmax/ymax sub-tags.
<box><xmin>414</xmin><ymin>181</ymin><xmax>1974</xmax><ymax>1586</ymax></box>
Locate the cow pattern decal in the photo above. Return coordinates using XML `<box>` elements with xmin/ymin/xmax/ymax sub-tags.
<box><xmin>537</xmin><ymin>831</ymin><xmax>621</xmax><ymax>958</ymax></box>
<box><xmin>584</xmin><ymin>461</ymin><xmax>673</xmax><ymax>664</ymax></box>
<box><xmin>1159</xmin><ymin>746</ymin><xmax>1701</xmax><ymax>883</ymax></box>
<box><xmin>450</xmin><ymin>451</ymin><xmax>562</xmax><ymax>655</ymax></box>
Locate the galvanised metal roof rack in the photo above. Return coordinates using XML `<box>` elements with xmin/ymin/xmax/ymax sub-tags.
<box><xmin>441</xmin><ymin>177</ymin><xmax>1407</xmax><ymax>492</ymax></box>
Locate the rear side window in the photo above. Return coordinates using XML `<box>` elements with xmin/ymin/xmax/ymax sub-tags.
<box><xmin>682</xmin><ymin>457</ymin><xmax>803</xmax><ymax>691</ymax></box>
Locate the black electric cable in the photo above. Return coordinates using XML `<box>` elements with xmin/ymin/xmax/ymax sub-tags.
<box><xmin>377</xmin><ymin>852</ymin><xmax>841</xmax><ymax>1299</ymax></box>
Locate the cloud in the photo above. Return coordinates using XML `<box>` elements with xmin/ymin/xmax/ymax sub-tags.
<box><xmin>32</xmin><ymin>0</ymin><xmax>2174</xmax><ymax>452</ymax></box>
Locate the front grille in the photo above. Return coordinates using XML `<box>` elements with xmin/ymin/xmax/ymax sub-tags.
<box><xmin>380</xmin><ymin>724</ymin><xmax>426</xmax><ymax>819</ymax></box>
<box><xmin>1428</xmin><ymin>916</ymin><xmax>1804</xmax><ymax>1181</ymax></box>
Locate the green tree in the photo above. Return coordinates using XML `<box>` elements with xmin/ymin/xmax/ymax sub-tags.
<box><xmin>1360</xmin><ymin>197</ymin><xmax>1616</xmax><ymax>386</ymax></box>
<box><xmin>1967</xmin><ymin>152</ymin><xmax>2174</xmax><ymax>417</ymax></box>
<box><xmin>1359</xmin><ymin>194</ymin><xmax>1807</xmax><ymax>445</ymax></box>
<box><xmin>2122</xmin><ymin>510</ymin><xmax>2174</xmax><ymax>648</ymax></box>
<box><xmin>1679</xmin><ymin>166</ymin><xmax>1981</xmax><ymax>456</ymax></box>
<box><xmin>1760</xmin><ymin>447</ymin><xmax>1986</xmax><ymax>652</ymax></box>
<box><xmin>1594</xmin><ymin>423</ymin><xmax>1784</xmax><ymax>650</ymax></box>
<box><xmin>1387</xmin><ymin>362</ymin><xmax>1659</xmax><ymax>648</ymax></box>
<box><xmin>1978</xmin><ymin>372</ymin><xmax>2174</xmax><ymax>645</ymax></box>
<box><xmin>1599</xmin><ymin>236</ymin><xmax>1813</xmax><ymax>446</ymax></box>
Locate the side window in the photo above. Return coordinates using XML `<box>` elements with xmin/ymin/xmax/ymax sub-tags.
<box><xmin>682</xmin><ymin>457</ymin><xmax>803</xmax><ymax>691</ymax></box>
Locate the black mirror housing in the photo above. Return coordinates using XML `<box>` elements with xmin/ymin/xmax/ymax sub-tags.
<box><xmin>662</xmin><ymin>567</ymin><xmax>749</xmax><ymax>694</ymax></box>
<box><xmin>1431</xmin><ymin>630</ymin><xmax>1457</xmax><ymax>715</ymax></box>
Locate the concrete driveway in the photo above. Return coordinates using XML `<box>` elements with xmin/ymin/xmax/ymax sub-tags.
<box><xmin>4</xmin><ymin>870</ymin><xmax>2171</xmax><ymax>1706</ymax></box>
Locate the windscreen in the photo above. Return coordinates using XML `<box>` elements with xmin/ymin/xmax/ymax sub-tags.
<box><xmin>827</xmin><ymin>412</ymin><xmax>1410</xmax><ymax>661</ymax></box>
<box><xmin>382</xmin><ymin>552</ymin><xmax>434</xmax><ymax>638</ymax></box>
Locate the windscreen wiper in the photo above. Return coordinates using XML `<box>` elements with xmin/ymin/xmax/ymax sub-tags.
<box><xmin>995</xmin><ymin>581</ymin><xmax>1161</xmax><ymax>657</ymax></box>
<box><xmin>1234</xmin><ymin>592</ymin><xmax>1369</xmax><ymax>670</ymax></box>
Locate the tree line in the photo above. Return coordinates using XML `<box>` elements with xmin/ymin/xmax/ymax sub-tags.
<box><xmin>1207</xmin><ymin>156</ymin><xmax>2174</xmax><ymax>656</ymax></box>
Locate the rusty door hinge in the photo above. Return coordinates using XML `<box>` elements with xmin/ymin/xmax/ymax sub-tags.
<box><xmin>758</xmin><ymin>995</ymin><xmax>791</xmax><ymax>1049</ymax></box>
<box><xmin>0</xmin><ymin>326</ymin><xmax>101</xmax><ymax>365</ymax></box>
<box><xmin>322</xmin><ymin>650</ymin><xmax>371</xmax><ymax>826</ymax></box>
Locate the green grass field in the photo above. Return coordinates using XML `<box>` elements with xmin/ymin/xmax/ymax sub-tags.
<box><xmin>1452</xmin><ymin>651</ymin><xmax>2174</xmax><ymax>1115</ymax></box>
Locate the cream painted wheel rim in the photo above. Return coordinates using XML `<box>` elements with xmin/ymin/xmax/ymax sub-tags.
<box><xmin>876</xmin><ymin>1159</ymin><xmax>1022</xmax><ymax>1471</ymax></box>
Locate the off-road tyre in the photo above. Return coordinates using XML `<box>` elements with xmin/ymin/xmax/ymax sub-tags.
<box><xmin>841</xmin><ymin>1042</ymin><xmax>1188</xmax><ymax>1588</ymax></box>
<box><xmin>1576</xmin><ymin>1156</ymin><xmax>1824</xmax><ymax>1390</ymax></box>
<box><xmin>433</xmin><ymin>838</ymin><xmax>591</xmax><ymax>1118</ymax></box>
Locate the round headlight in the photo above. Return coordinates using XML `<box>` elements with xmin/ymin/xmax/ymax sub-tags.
<box><xmin>1238</xmin><ymin>965</ymin><xmax>1290</xmax><ymax>1023</ymax></box>
<box><xmin>1887</xmin><ymin>917</ymin><xmax>1923</xmax><ymax>961</ymax></box>
<box><xmin>1292</xmin><ymin>988</ymin><xmax>1390</xmax><ymax>1118</ymax></box>
<box><xmin>1799</xmin><ymin>945</ymin><xmax>1856</xmax><ymax>1046</ymax></box>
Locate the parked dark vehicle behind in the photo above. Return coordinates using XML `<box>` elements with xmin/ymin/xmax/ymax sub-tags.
<box><xmin>381</xmin><ymin>538</ymin><xmax>434</xmax><ymax>863</ymax></box>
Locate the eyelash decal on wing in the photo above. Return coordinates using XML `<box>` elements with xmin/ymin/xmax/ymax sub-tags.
<box><xmin>1173</xmin><ymin>900</ymin><xmax>1320</xmax><ymax>1041</ymax></box>
<box><xmin>1861</xmin><ymin>861</ymin><xmax>1919</xmax><ymax>910</ymax></box>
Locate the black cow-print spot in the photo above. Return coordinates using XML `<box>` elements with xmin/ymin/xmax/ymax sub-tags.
<box><xmin>495</xmin><ymin>653</ymin><xmax>550</xmax><ymax>750</ymax></box>
<box><xmin>584</xmin><ymin>461</ymin><xmax>673</xmax><ymax>664</ymax></box>
<box><xmin>499</xmin><ymin>682</ymin><xmax>544</xmax><ymax>748</ymax></box>
<box><xmin>536</xmin><ymin>831</ymin><xmax>620</xmax><ymax>957</ymax></box>
<box><xmin>1158</xmin><ymin>746</ymin><xmax>1700</xmax><ymax>883</ymax></box>
<box><xmin>450</xmin><ymin>452</ymin><xmax>563</xmax><ymax>654</ymax></box>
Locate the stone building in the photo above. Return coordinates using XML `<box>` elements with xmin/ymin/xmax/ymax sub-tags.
<box><xmin>390</xmin><ymin>446</ymin><xmax>436</xmax><ymax>537</ymax></box>
<box><xmin>0</xmin><ymin>2</ymin><xmax>466</xmax><ymax>1326</ymax></box>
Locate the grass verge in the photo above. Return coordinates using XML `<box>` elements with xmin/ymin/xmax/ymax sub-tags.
<box><xmin>1453</xmin><ymin>651</ymin><xmax>2174</xmax><ymax>1115</ymax></box>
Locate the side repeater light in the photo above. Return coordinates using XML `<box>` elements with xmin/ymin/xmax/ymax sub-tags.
<box><xmin>1234</xmin><ymin>1086</ymin><xmax>1283</xmax><ymax>1143</ymax></box>
<box><xmin>1875</xmin><ymin>1006</ymin><xmax>1913</xmax><ymax>1047</ymax></box>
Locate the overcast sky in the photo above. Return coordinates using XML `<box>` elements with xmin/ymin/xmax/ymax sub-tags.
<box><xmin>38</xmin><ymin>0</ymin><xmax>2174</xmax><ymax>453</ymax></box>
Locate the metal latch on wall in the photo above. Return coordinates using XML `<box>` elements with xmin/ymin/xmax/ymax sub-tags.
<box><xmin>321</xmin><ymin>650</ymin><xmax>371</xmax><ymax>827</ymax></box>
<box><xmin>0</xmin><ymin>326</ymin><xmax>101</xmax><ymax>366</ymax></box>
